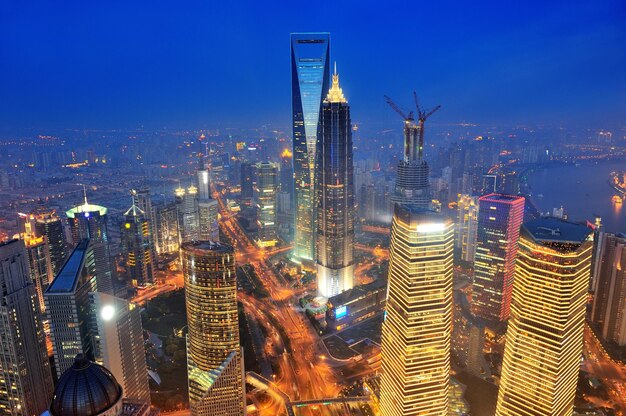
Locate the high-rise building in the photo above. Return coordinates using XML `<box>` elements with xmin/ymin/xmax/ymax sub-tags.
<box><xmin>132</xmin><ymin>188</ymin><xmax>158</xmax><ymax>270</ymax></box>
<box><xmin>0</xmin><ymin>240</ymin><xmax>55</xmax><ymax>416</ymax></box>
<box><xmin>591</xmin><ymin>231</ymin><xmax>626</xmax><ymax>345</ymax></box>
<box><xmin>32</xmin><ymin>208</ymin><xmax>67</xmax><ymax>276</ymax></box>
<box><xmin>456</xmin><ymin>194</ymin><xmax>479</xmax><ymax>263</ymax></box>
<box><xmin>472</xmin><ymin>193</ymin><xmax>525</xmax><ymax>322</ymax></box>
<box><xmin>175</xmin><ymin>185</ymin><xmax>200</xmax><ymax>243</ymax></box>
<box><xmin>66</xmin><ymin>195</ymin><xmax>114</xmax><ymax>294</ymax></box>
<box><xmin>24</xmin><ymin>235</ymin><xmax>53</xmax><ymax>315</ymax></box>
<box><xmin>380</xmin><ymin>205</ymin><xmax>454</xmax><ymax>416</ymax></box>
<box><xmin>182</xmin><ymin>241</ymin><xmax>245</xmax><ymax>416</ymax></box>
<box><xmin>254</xmin><ymin>162</ymin><xmax>279</xmax><ymax>247</ymax></box>
<box><xmin>496</xmin><ymin>218</ymin><xmax>593</xmax><ymax>416</ymax></box>
<box><xmin>389</xmin><ymin>99</ymin><xmax>437</xmax><ymax>210</ymax></box>
<box><xmin>121</xmin><ymin>200</ymin><xmax>155</xmax><ymax>287</ymax></box>
<box><xmin>280</xmin><ymin>147</ymin><xmax>294</xmax><ymax>208</ymax></box>
<box><xmin>315</xmin><ymin>67</ymin><xmax>355</xmax><ymax>298</ymax></box>
<box><xmin>240</xmin><ymin>163</ymin><xmax>255</xmax><ymax>206</ymax></box>
<box><xmin>291</xmin><ymin>32</ymin><xmax>331</xmax><ymax>261</ymax></box>
<box><xmin>197</xmin><ymin>169</ymin><xmax>219</xmax><ymax>241</ymax></box>
<box><xmin>154</xmin><ymin>201</ymin><xmax>180</xmax><ymax>255</ymax></box>
<box><xmin>45</xmin><ymin>239</ymin><xmax>98</xmax><ymax>379</ymax></box>
<box><xmin>90</xmin><ymin>292</ymin><xmax>151</xmax><ymax>405</ymax></box>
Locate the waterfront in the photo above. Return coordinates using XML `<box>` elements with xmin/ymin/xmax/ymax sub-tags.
<box><xmin>527</xmin><ymin>160</ymin><xmax>625</xmax><ymax>234</ymax></box>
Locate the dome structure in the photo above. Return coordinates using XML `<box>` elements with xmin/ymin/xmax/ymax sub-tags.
<box><xmin>50</xmin><ymin>354</ymin><xmax>123</xmax><ymax>416</ymax></box>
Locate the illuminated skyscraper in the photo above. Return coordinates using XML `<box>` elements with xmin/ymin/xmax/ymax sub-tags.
<box><xmin>32</xmin><ymin>208</ymin><xmax>67</xmax><ymax>276</ymax></box>
<box><xmin>131</xmin><ymin>187</ymin><xmax>158</xmax><ymax>270</ymax></box>
<box><xmin>197</xmin><ymin>168</ymin><xmax>219</xmax><ymax>241</ymax></box>
<box><xmin>380</xmin><ymin>205</ymin><xmax>454</xmax><ymax>416</ymax></box>
<box><xmin>456</xmin><ymin>194</ymin><xmax>479</xmax><ymax>263</ymax></box>
<box><xmin>472</xmin><ymin>193</ymin><xmax>525</xmax><ymax>321</ymax></box>
<box><xmin>254</xmin><ymin>162</ymin><xmax>278</xmax><ymax>247</ymax></box>
<box><xmin>291</xmin><ymin>32</ymin><xmax>331</xmax><ymax>260</ymax></box>
<box><xmin>590</xmin><ymin>231</ymin><xmax>626</xmax><ymax>345</ymax></box>
<box><xmin>496</xmin><ymin>218</ymin><xmax>593</xmax><ymax>416</ymax></box>
<box><xmin>45</xmin><ymin>239</ymin><xmax>98</xmax><ymax>379</ymax></box>
<box><xmin>175</xmin><ymin>185</ymin><xmax>200</xmax><ymax>243</ymax></box>
<box><xmin>154</xmin><ymin>201</ymin><xmax>180</xmax><ymax>255</ymax></box>
<box><xmin>0</xmin><ymin>239</ymin><xmax>54</xmax><ymax>416</ymax></box>
<box><xmin>66</xmin><ymin>194</ymin><xmax>114</xmax><ymax>294</ymax></box>
<box><xmin>121</xmin><ymin>200</ymin><xmax>154</xmax><ymax>286</ymax></box>
<box><xmin>90</xmin><ymin>292</ymin><xmax>151</xmax><ymax>405</ymax></box>
<box><xmin>182</xmin><ymin>241</ymin><xmax>245</xmax><ymax>416</ymax></box>
<box><xmin>315</xmin><ymin>67</ymin><xmax>355</xmax><ymax>298</ymax></box>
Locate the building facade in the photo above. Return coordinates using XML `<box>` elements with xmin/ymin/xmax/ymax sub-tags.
<box><xmin>175</xmin><ymin>185</ymin><xmax>200</xmax><ymax>243</ymax></box>
<box><xmin>315</xmin><ymin>68</ymin><xmax>355</xmax><ymax>298</ymax></box>
<box><xmin>45</xmin><ymin>239</ymin><xmax>99</xmax><ymax>379</ymax></box>
<box><xmin>121</xmin><ymin>201</ymin><xmax>155</xmax><ymax>287</ymax></box>
<box><xmin>32</xmin><ymin>208</ymin><xmax>67</xmax><ymax>276</ymax></box>
<box><xmin>496</xmin><ymin>218</ymin><xmax>593</xmax><ymax>416</ymax></box>
<box><xmin>66</xmin><ymin>198</ymin><xmax>114</xmax><ymax>294</ymax></box>
<box><xmin>291</xmin><ymin>32</ymin><xmax>331</xmax><ymax>261</ymax></box>
<box><xmin>472</xmin><ymin>193</ymin><xmax>525</xmax><ymax>322</ymax></box>
<box><xmin>380</xmin><ymin>205</ymin><xmax>454</xmax><ymax>416</ymax></box>
<box><xmin>591</xmin><ymin>232</ymin><xmax>626</xmax><ymax>345</ymax></box>
<box><xmin>456</xmin><ymin>194</ymin><xmax>479</xmax><ymax>263</ymax></box>
<box><xmin>254</xmin><ymin>162</ymin><xmax>279</xmax><ymax>247</ymax></box>
<box><xmin>197</xmin><ymin>169</ymin><xmax>219</xmax><ymax>242</ymax></box>
<box><xmin>154</xmin><ymin>201</ymin><xmax>180</xmax><ymax>255</ymax></box>
<box><xmin>181</xmin><ymin>241</ymin><xmax>245</xmax><ymax>416</ymax></box>
<box><xmin>91</xmin><ymin>292</ymin><xmax>151</xmax><ymax>405</ymax></box>
<box><xmin>0</xmin><ymin>240</ymin><xmax>54</xmax><ymax>416</ymax></box>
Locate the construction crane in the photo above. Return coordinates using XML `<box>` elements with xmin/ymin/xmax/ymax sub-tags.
<box><xmin>384</xmin><ymin>95</ymin><xmax>414</xmax><ymax>125</ymax></box>
<box><xmin>413</xmin><ymin>91</ymin><xmax>441</xmax><ymax>159</ymax></box>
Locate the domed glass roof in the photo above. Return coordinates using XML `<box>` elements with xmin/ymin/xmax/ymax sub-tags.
<box><xmin>50</xmin><ymin>355</ymin><xmax>122</xmax><ymax>416</ymax></box>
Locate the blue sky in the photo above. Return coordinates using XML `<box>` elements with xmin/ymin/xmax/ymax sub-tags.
<box><xmin>1</xmin><ymin>0</ymin><xmax>625</xmax><ymax>131</ymax></box>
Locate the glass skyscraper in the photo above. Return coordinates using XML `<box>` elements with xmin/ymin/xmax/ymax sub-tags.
<box><xmin>315</xmin><ymin>67</ymin><xmax>355</xmax><ymax>298</ymax></box>
<box><xmin>291</xmin><ymin>32</ymin><xmax>331</xmax><ymax>261</ymax></box>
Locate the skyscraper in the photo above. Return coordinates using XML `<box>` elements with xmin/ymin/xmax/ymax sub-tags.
<box><xmin>32</xmin><ymin>208</ymin><xmax>67</xmax><ymax>276</ymax></box>
<box><xmin>0</xmin><ymin>239</ymin><xmax>54</xmax><ymax>415</ymax></box>
<box><xmin>456</xmin><ymin>194</ymin><xmax>479</xmax><ymax>263</ymax></box>
<box><xmin>197</xmin><ymin>168</ymin><xmax>219</xmax><ymax>241</ymax></box>
<box><xmin>291</xmin><ymin>32</ymin><xmax>331</xmax><ymax>261</ymax></box>
<box><xmin>24</xmin><ymin>235</ymin><xmax>53</xmax><ymax>315</ymax></box>
<box><xmin>182</xmin><ymin>241</ymin><xmax>245</xmax><ymax>416</ymax></box>
<box><xmin>45</xmin><ymin>239</ymin><xmax>98</xmax><ymax>379</ymax></box>
<box><xmin>90</xmin><ymin>292</ymin><xmax>151</xmax><ymax>405</ymax></box>
<box><xmin>591</xmin><ymin>231</ymin><xmax>626</xmax><ymax>345</ymax></box>
<box><xmin>66</xmin><ymin>194</ymin><xmax>114</xmax><ymax>294</ymax></box>
<box><xmin>496</xmin><ymin>218</ymin><xmax>593</xmax><ymax>416</ymax></box>
<box><xmin>154</xmin><ymin>201</ymin><xmax>180</xmax><ymax>255</ymax></box>
<box><xmin>254</xmin><ymin>162</ymin><xmax>279</xmax><ymax>247</ymax></box>
<box><xmin>472</xmin><ymin>193</ymin><xmax>525</xmax><ymax>322</ymax></box>
<box><xmin>131</xmin><ymin>188</ymin><xmax>158</xmax><ymax>271</ymax></box>
<box><xmin>121</xmin><ymin>200</ymin><xmax>155</xmax><ymax>287</ymax></box>
<box><xmin>315</xmin><ymin>67</ymin><xmax>355</xmax><ymax>298</ymax></box>
<box><xmin>175</xmin><ymin>185</ymin><xmax>200</xmax><ymax>243</ymax></box>
<box><xmin>380</xmin><ymin>205</ymin><xmax>454</xmax><ymax>416</ymax></box>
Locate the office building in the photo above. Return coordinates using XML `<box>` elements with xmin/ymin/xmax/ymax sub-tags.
<box><xmin>175</xmin><ymin>185</ymin><xmax>200</xmax><ymax>243</ymax></box>
<box><xmin>182</xmin><ymin>241</ymin><xmax>245</xmax><ymax>416</ymax></box>
<box><xmin>291</xmin><ymin>32</ymin><xmax>331</xmax><ymax>260</ymax></box>
<box><xmin>254</xmin><ymin>162</ymin><xmax>279</xmax><ymax>247</ymax></box>
<box><xmin>280</xmin><ymin>147</ymin><xmax>294</xmax><ymax>208</ymax></box>
<box><xmin>472</xmin><ymin>193</ymin><xmax>525</xmax><ymax>322</ymax></box>
<box><xmin>121</xmin><ymin>201</ymin><xmax>154</xmax><ymax>287</ymax></box>
<box><xmin>315</xmin><ymin>67</ymin><xmax>355</xmax><ymax>297</ymax></box>
<box><xmin>380</xmin><ymin>205</ymin><xmax>454</xmax><ymax>416</ymax></box>
<box><xmin>495</xmin><ymin>218</ymin><xmax>593</xmax><ymax>416</ymax></box>
<box><xmin>0</xmin><ymin>240</ymin><xmax>54</xmax><ymax>416</ymax></box>
<box><xmin>32</xmin><ymin>208</ymin><xmax>67</xmax><ymax>276</ymax></box>
<box><xmin>197</xmin><ymin>169</ymin><xmax>219</xmax><ymax>241</ymax></box>
<box><xmin>91</xmin><ymin>292</ymin><xmax>151</xmax><ymax>405</ymax></box>
<box><xmin>591</xmin><ymin>232</ymin><xmax>626</xmax><ymax>345</ymax></box>
<box><xmin>45</xmin><ymin>239</ymin><xmax>98</xmax><ymax>379</ymax></box>
<box><xmin>456</xmin><ymin>194</ymin><xmax>479</xmax><ymax>263</ymax></box>
<box><xmin>131</xmin><ymin>188</ymin><xmax>158</xmax><ymax>270</ymax></box>
<box><xmin>66</xmin><ymin>195</ymin><xmax>114</xmax><ymax>294</ymax></box>
<box><xmin>154</xmin><ymin>201</ymin><xmax>180</xmax><ymax>255</ymax></box>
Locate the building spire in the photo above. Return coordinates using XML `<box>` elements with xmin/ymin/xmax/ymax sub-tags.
<box><xmin>326</xmin><ymin>61</ymin><xmax>347</xmax><ymax>103</ymax></box>
<box><xmin>82</xmin><ymin>184</ymin><xmax>88</xmax><ymax>206</ymax></box>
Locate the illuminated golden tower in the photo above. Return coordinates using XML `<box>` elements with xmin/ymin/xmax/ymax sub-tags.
<box><xmin>182</xmin><ymin>241</ymin><xmax>245</xmax><ymax>416</ymax></box>
<box><xmin>380</xmin><ymin>205</ymin><xmax>454</xmax><ymax>416</ymax></box>
<box><xmin>496</xmin><ymin>218</ymin><xmax>593</xmax><ymax>416</ymax></box>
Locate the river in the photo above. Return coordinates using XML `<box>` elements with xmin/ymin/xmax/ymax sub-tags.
<box><xmin>526</xmin><ymin>160</ymin><xmax>625</xmax><ymax>234</ymax></box>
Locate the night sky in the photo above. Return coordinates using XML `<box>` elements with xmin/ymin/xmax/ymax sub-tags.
<box><xmin>1</xmin><ymin>1</ymin><xmax>625</xmax><ymax>131</ymax></box>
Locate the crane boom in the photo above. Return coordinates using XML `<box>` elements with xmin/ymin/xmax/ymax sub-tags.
<box><xmin>384</xmin><ymin>95</ymin><xmax>413</xmax><ymax>121</ymax></box>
